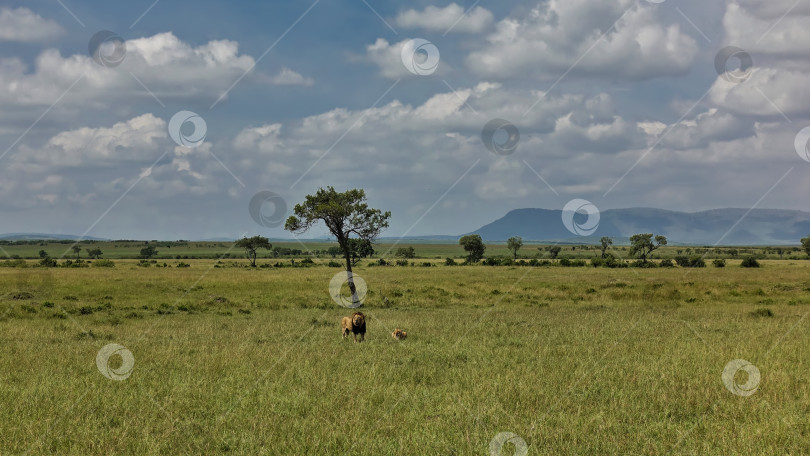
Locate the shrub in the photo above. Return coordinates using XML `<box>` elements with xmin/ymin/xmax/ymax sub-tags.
<box><xmin>444</xmin><ymin>258</ymin><xmax>456</xmax><ymax>266</ymax></box>
<box><xmin>631</xmin><ymin>260</ymin><xmax>658</xmax><ymax>268</ymax></box>
<box><xmin>675</xmin><ymin>256</ymin><xmax>705</xmax><ymax>268</ymax></box>
<box><xmin>421</xmin><ymin>262</ymin><xmax>432</xmax><ymax>267</ymax></box>
<box><xmin>712</xmin><ymin>259</ymin><xmax>726</xmax><ymax>268</ymax></box>
<box><xmin>396</xmin><ymin>259</ymin><xmax>409</xmax><ymax>266</ymax></box>
<box><xmin>741</xmin><ymin>256</ymin><xmax>760</xmax><ymax>268</ymax></box>
<box><xmin>0</xmin><ymin>259</ymin><xmax>27</xmax><ymax>268</ymax></box>
<box><xmin>92</xmin><ymin>259</ymin><xmax>115</xmax><ymax>268</ymax></box>
<box><xmin>659</xmin><ymin>259</ymin><xmax>675</xmax><ymax>268</ymax></box>
<box><xmin>301</xmin><ymin>258</ymin><xmax>315</xmax><ymax>265</ymax></box>
<box><xmin>39</xmin><ymin>257</ymin><xmax>58</xmax><ymax>267</ymax></box>
<box><xmin>327</xmin><ymin>261</ymin><xmax>342</xmax><ymax>267</ymax></box>
<box><xmin>482</xmin><ymin>258</ymin><xmax>498</xmax><ymax>266</ymax></box>
<box><xmin>176</xmin><ymin>262</ymin><xmax>190</xmax><ymax>268</ymax></box>
<box><xmin>377</xmin><ymin>258</ymin><xmax>388</xmax><ymax>266</ymax></box>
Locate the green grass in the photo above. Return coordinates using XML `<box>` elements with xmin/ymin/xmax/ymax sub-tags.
<box><xmin>2</xmin><ymin>261</ymin><xmax>810</xmax><ymax>454</ymax></box>
<box><xmin>1</xmin><ymin>239</ymin><xmax>806</xmax><ymax>261</ymax></box>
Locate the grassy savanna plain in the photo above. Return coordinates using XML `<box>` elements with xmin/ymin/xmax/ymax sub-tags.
<box><xmin>0</xmin><ymin>239</ymin><xmax>804</xmax><ymax>260</ymax></box>
<box><xmin>3</xmin><ymin>258</ymin><xmax>810</xmax><ymax>454</ymax></box>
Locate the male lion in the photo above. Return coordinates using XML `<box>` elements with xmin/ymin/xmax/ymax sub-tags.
<box><xmin>341</xmin><ymin>312</ymin><xmax>366</xmax><ymax>342</ymax></box>
<box><xmin>392</xmin><ymin>328</ymin><xmax>407</xmax><ymax>340</ymax></box>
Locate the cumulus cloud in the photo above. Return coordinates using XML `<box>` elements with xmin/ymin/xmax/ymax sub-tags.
<box><xmin>0</xmin><ymin>7</ymin><xmax>64</xmax><ymax>43</ymax></box>
<box><xmin>2</xmin><ymin>112</ymin><xmax>231</xmax><ymax>213</ymax></box>
<box><xmin>709</xmin><ymin>0</ymin><xmax>810</xmax><ymax>117</ymax></box>
<box><xmin>395</xmin><ymin>3</ymin><xmax>494</xmax><ymax>33</ymax></box>
<box><xmin>266</xmin><ymin>67</ymin><xmax>314</xmax><ymax>86</ymax></box>
<box><xmin>465</xmin><ymin>0</ymin><xmax>699</xmax><ymax>80</ymax></box>
<box><xmin>364</xmin><ymin>37</ymin><xmax>449</xmax><ymax>79</ymax></box>
<box><xmin>0</xmin><ymin>32</ymin><xmax>313</xmax><ymax>108</ymax></box>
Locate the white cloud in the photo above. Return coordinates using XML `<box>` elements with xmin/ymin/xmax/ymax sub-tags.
<box><xmin>266</xmin><ymin>67</ymin><xmax>314</xmax><ymax>86</ymax></box>
<box><xmin>395</xmin><ymin>3</ymin><xmax>494</xmax><ymax>33</ymax></box>
<box><xmin>709</xmin><ymin>0</ymin><xmax>810</xmax><ymax>117</ymax></box>
<box><xmin>0</xmin><ymin>7</ymin><xmax>64</xmax><ymax>43</ymax></box>
<box><xmin>0</xmin><ymin>32</ymin><xmax>312</xmax><ymax>108</ymax></box>
<box><xmin>364</xmin><ymin>37</ymin><xmax>449</xmax><ymax>79</ymax></box>
<box><xmin>465</xmin><ymin>0</ymin><xmax>699</xmax><ymax>80</ymax></box>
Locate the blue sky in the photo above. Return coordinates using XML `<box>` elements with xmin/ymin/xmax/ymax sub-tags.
<box><xmin>1</xmin><ymin>0</ymin><xmax>809</xmax><ymax>240</ymax></box>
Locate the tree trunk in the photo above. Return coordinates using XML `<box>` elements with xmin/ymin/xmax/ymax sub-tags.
<box><xmin>343</xmin><ymin>252</ymin><xmax>360</xmax><ymax>307</ymax></box>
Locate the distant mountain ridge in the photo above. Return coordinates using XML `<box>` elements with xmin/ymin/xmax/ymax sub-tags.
<box><xmin>0</xmin><ymin>233</ymin><xmax>108</xmax><ymax>241</ymax></box>
<box><xmin>471</xmin><ymin>208</ymin><xmax>810</xmax><ymax>245</ymax></box>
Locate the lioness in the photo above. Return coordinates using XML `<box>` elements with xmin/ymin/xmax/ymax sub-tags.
<box><xmin>341</xmin><ymin>312</ymin><xmax>366</xmax><ymax>342</ymax></box>
<box><xmin>392</xmin><ymin>328</ymin><xmax>407</xmax><ymax>340</ymax></box>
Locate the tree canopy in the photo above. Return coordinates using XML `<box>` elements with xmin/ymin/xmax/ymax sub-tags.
<box><xmin>459</xmin><ymin>234</ymin><xmax>485</xmax><ymax>263</ymax></box>
<box><xmin>629</xmin><ymin>233</ymin><xmax>667</xmax><ymax>263</ymax></box>
<box><xmin>235</xmin><ymin>235</ymin><xmax>272</xmax><ymax>267</ymax></box>
<box><xmin>507</xmin><ymin>236</ymin><xmax>523</xmax><ymax>259</ymax></box>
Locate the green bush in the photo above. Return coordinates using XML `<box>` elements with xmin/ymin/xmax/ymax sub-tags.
<box><xmin>712</xmin><ymin>259</ymin><xmax>726</xmax><ymax>268</ymax></box>
<box><xmin>675</xmin><ymin>256</ymin><xmax>705</xmax><ymax>268</ymax></box>
<box><xmin>396</xmin><ymin>259</ymin><xmax>409</xmax><ymax>266</ymax></box>
<box><xmin>327</xmin><ymin>261</ymin><xmax>342</xmax><ymax>267</ymax></box>
<box><xmin>444</xmin><ymin>258</ymin><xmax>456</xmax><ymax>266</ymax></box>
<box><xmin>659</xmin><ymin>259</ymin><xmax>675</xmax><ymax>268</ymax></box>
<box><xmin>39</xmin><ymin>257</ymin><xmax>58</xmax><ymax>267</ymax></box>
<box><xmin>741</xmin><ymin>256</ymin><xmax>761</xmax><ymax>268</ymax></box>
<box><xmin>631</xmin><ymin>260</ymin><xmax>658</xmax><ymax>268</ymax></box>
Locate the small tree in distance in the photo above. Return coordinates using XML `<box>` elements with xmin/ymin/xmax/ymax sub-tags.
<box><xmin>801</xmin><ymin>236</ymin><xmax>810</xmax><ymax>257</ymax></box>
<box><xmin>140</xmin><ymin>245</ymin><xmax>158</xmax><ymax>259</ymax></box>
<box><xmin>629</xmin><ymin>233</ymin><xmax>667</xmax><ymax>263</ymax></box>
<box><xmin>235</xmin><ymin>235</ymin><xmax>272</xmax><ymax>267</ymax></box>
<box><xmin>395</xmin><ymin>246</ymin><xmax>416</xmax><ymax>259</ymax></box>
<box><xmin>286</xmin><ymin>187</ymin><xmax>391</xmax><ymax>308</ymax></box>
<box><xmin>507</xmin><ymin>236</ymin><xmax>523</xmax><ymax>259</ymax></box>
<box><xmin>600</xmin><ymin>237</ymin><xmax>613</xmax><ymax>259</ymax></box>
<box><xmin>543</xmin><ymin>245</ymin><xmax>562</xmax><ymax>259</ymax></box>
<box><xmin>72</xmin><ymin>245</ymin><xmax>82</xmax><ymax>259</ymax></box>
<box><xmin>459</xmin><ymin>235</ymin><xmax>486</xmax><ymax>263</ymax></box>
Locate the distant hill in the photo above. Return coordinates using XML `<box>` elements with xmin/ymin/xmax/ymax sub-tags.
<box><xmin>471</xmin><ymin>208</ymin><xmax>810</xmax><ymax>245</ymax></box>
<box><xmin>0</xmin><ymin>233</ymin><xmax>108</xmax><ymax>241</ymax></box>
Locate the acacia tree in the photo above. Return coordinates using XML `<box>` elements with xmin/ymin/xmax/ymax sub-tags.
<box><xmin>600</xmin><ymin>236</ymin><xmax>613</xmax><ymax>259</ymax></box>
<box><xmin>629</xmin><ymin>233</ymin><xmax>667</xmax><ymax>263</ymax></box>
<box><xmin>235</xmin><ymin>235</ymin><xmax>271</xmax><ymax>267</ymax></box>
<box><xmin>395</xmin><ymin>246</ymin><xmax>416</xmax><ymax>259</ymax></box>
<box><xmin>507</xmin><ymin>236</ymin><xmax>523</xmax><ymax>259</ymax></box>
<box><xmin>801</xmin><ymin>236</ymin><xmax>810</xmax><ymax>257</ymax></box>
<box><xmin>459</xmin><ymin>235</ymin><xmax>486</xmax><ymax>263</ymax></box>
<box><xmin>285</xmin><ymin>187</ymin><xmax>390</xmax><ymax>307</ymax></box>
<box><xmin>140</xmin><ymin>245</ymin><xmax>158</xmax><ymax>259</ymax></box>
<box><xmin>72</xmin><ymin>245</ymin><xmax>82</xmax><ymax>259</ymax></box>
<box><xmin>542</xmin><ymin>245</ymin><xmax>562</xmax><ymax>259</ymax></box>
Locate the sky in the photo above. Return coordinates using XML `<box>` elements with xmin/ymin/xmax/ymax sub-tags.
<box><xmin>0</xmin><ymin>0</ymin><xmax>809</xmax><ymax>240</ymax></box>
